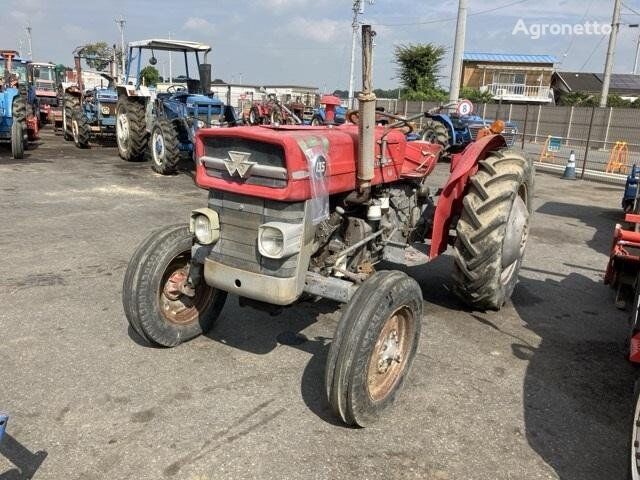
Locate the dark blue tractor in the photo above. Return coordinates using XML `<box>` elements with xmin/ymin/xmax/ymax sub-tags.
<box><xmin>420</xmin><ymin>112</ymin><xmax>518</xmax><ymax>152</ymax></box>
<box><xmin>310</xmin><ymin>105</ymin><xmax>346</xmax><ymax>126</ymax></box>
<box><xmin>0</xmin><ymin>50</ymin><xmax>33</xmax><ymax>158</ymax></box>
<box><xmin>62</xmin><ymin>46</ymin><xmax>118</xmax><ymax>148</ymax></box>
<box><xmin>115</xmin><ymin>39</ymin><xmax>237</xmax><ymax>175</ymax></box>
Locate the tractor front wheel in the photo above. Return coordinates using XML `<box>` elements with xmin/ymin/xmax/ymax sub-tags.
<box><xmin>72</xmin><ymin>110</ymin><xmax>91</xmax><ymax>149</ymax></box>
<box><xmin>116</xmin><ymin>97</ymin><xmax>148</xmax><ymax>161</ymax></box>
<box><xmin>248</xmin><ymin>106</ymin><xmax>261</xmax><ymax>125</ymax></box>
<box><xmin>310</xmin><ymin>115</ymin><xmax>323</xmax><ymax>126</ymax></box>
<box><xmin>421</xmin><ymin>120</ymin><xmax>450</xmax><ymax>148</ymax></box>
<box><xmin>452</xmin><ymin>150</ymin><xmax>533</xmax><ymax>310</ymax></box>
<box><xmin>325</xmin><ymin>270</ymin><xmax>422</xmax><ymax>427</ymax></box>
<box><xmin>62</xmin><ymin>94</ymin><xmax>78</xmax><ymax>142</ymax></box>
<box><xmin>122</xmin><ymin>224</ymin><xmax>227</xmax><ymax>347</ymax></box>
<box><xmin>11</xmin><ymin>121</ymin><xmax>24</xmax><ymax>159</ymax></box>
<box><xmin>150</xmin><ymin>119</ymin><xmax>181</xmax><ymax>175</ymax></box>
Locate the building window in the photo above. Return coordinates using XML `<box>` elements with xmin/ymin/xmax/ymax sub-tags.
<box><xmin>494</xmin><ymin>72</ymin><xmax>526</xmax><ymax>85</ymax></box>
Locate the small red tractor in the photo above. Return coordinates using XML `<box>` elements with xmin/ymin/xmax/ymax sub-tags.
<box><xmin>28</xmin><ymin>62</ymin><xmax>61</xmax><ymax>126</ymax></box>
<box><xmin>246</xmin><ymin>92</ymin><xmax>300</xmax><ymax>126</ymax></box>
<box><xmin>123</xmin><ymin>26</ymin><xmax>533</xmax><ymax>426</ymax></box>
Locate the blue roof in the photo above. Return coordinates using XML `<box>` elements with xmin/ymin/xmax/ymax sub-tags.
<box><xmin>463</xmin><ymin>53</ymin><xmax>557</xmax><ymax>64</ymax></box>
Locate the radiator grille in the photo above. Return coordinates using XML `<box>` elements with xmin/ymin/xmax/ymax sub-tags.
<box><xmin>208</xmin><ymin>191</ymin><xmax>305</xmax><ymax>278</ymax></box>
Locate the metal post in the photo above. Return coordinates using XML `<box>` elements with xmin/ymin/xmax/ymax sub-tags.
<box><xmin>115</xmin><ymin>16</ymin><xmax>126</xmax><ymax>81</ymax></box>
<box><xmin>600</xmin><ymin>0</ymin><xmax>622</xmax><ymax>107</ymax></box>
<box><xmin>403</xmin><ymin>99</ymin><xmax>408</xmax><ymax>116</ymax></box>
<box><xmin>604</xmin><ymin>107</ymin><xmax>613</xmax><ymax>147</ymax></box>
<box><xmin>348</xmin><ymin>1</ymin><xmax>369</xmax><ymax>110</ymax></box>
<box><xmin>634</xmin><ymin>31</ymin><xmax>640</xmax><ymax>74</ymax></box>
<box><xmin>419</xmin><ymin>100</ymin><xmax>424</xmax><ymax>128</ymax></box>
<box><xmin>534</xmin><ymin>105</ymin><xmax>541</xmax><ymax>143</ymax></box>
<box><xmin>448</xmin><ymin>0</ymin><xmax>468</xmax><ymax>106</ymax></box>
<box><xmin>508</xmin><ymin>104</ymin><xmax>513</xmax><ymax>122</ymax></box>
<box><xmin>581</xmin><ymin>106</ymin><xmax>597</xmax><ymax>178</ymax></box>
<box><xmin>521</xmin><ymin>104</ymin><xmax>529</xmax><ymax>150</ymax></box>
<box><xmin>357</xmin><ymin>25</ymin><xmax>376</xmax><ymax>191</ymax></box>
<box><xmin>566</xmin><ymin>106</ymin><xmax>574</xmax><ymax>144</ymax></box>
<box><xmin>25</xmin><ymin>24</ymin><xmax>32</xmax><ymax>58</ymax></box>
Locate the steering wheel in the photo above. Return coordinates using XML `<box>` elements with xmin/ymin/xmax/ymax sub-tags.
<box><xmin>347</xmin><ymin>109</ymin><xmax>414</xmax><ymax>134</ymax></box>
<box><xmin>166</xmin><ymin>84</ymin><xmax>186</xmax><ymax>94</ymax></box>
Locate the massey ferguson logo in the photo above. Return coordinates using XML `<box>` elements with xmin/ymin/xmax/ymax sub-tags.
<box><xmin>223</xmin><ymin>151</ymin><xmax>256</xmax><ymax>178</ymax></box>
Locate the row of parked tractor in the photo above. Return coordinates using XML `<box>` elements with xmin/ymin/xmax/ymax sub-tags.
<box><xmin>1</xmin><ymin>38</ymin><xmax>518</xmax><ymax>174</ymax></box>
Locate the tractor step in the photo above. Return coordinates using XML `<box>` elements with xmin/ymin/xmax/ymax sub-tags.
<box><xmin>383</xmin><ymin>242</ymin><xmax>430</xmax><ymax>267</ymax></box>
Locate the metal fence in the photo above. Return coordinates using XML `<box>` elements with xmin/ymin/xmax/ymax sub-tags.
<box><xmin>375</xmin><ymin>99</ymin><xmax>640</xmax><ymax>178</ymax></box>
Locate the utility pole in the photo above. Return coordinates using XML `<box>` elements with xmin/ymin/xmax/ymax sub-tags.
<box><xmin>25</xmin><ymin>24</ymin><xmax>33</xmax><ymax>59</ymax></box>
<box><xmin>600</xmin><ymin>0</ymin><xmax>622</xmax><ymax>107</ymax></box>
<box><xmin>448</xmin><ymin>0</ymin><xmax>467</xmax><ymax>106</ymax></box>
<box><xmin>115</xmin><ymin>16</ymin><xmax>126</xmax><ymax>80</ymax></box>
<box><xmin>168</xmin><ymin>31</ymin><xmax>173</xmax><ymax>83</ymax></box>
<box><xmin>634</xmin><ymin>29</ymin><xmax>640</xmax><ymax>74</ymax></box>
<box><xmin>348</xmin><ymin>1</ymin><xmax>373</xmax><ymax>109</ymax></box>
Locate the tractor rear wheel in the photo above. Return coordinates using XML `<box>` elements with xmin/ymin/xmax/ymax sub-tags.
<box><xmin>11</xmin><ymin>121</ymin><xmax>24</xmax><ymax>159</ymax></box>
<box><xmin>310</xmin><ymin>115</ymin><xmax>323</xmax><ymax>126</ymax></box>
<box><xmin>72</xmin><ymin>109</ymin><xmax>91</xmax><ymax>149</ymax></box>
<box><xmin>452</xmin><ymin>150</ymin><xmax>533</xmax><ymax>310</ymax></box>
<box><xmin>421</xmin><ymin>120</ymin><xmax>450</xmax><ymax>148</ymax></box>
<box><xmin>116</xmin><ymin>97</ymin><xmax>148</xmax><ymax>161</ymax></box>
<box><xmin>325</xmin><ymin>270</ymin><xmax>422</xmax><ymax>427</ymax></box>
<box><xmin>63</xmin><ymin>94</ymin><xmax>79</xmax><ymax>141</ymax></box>
<box><xmin>150</xmin><ymin>119</ymin><xmax>181</xmax><ymax>175</ymax></box>
<box><xmin>122</xmin><ymin>224</ymin><xmax>227</xmax><ymax>347</ymax></box>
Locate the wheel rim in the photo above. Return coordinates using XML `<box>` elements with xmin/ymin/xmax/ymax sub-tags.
<box><xmin>158</xmin><ymin>252</ymin><xmax>216</xmax><ymax>326</ymax></box>
<box><xmin>72</xmin><ymin>118</ymin><xmax>79</xmax><ymax>143</ymax></box>
<box><xmin>501</xmin><ymin>194</ymin><xmax>529</xmax><ymax>286</ymax></box>
<box><xmin>366</xmin><ymin>306</ymin><xmax>414</xmax><ymax>402</ymax></box>
<box><xmin>249</xmin><ymin>110</ymin><xmax>256</xmax><ymax>124</ymax></box>
<box><xmin>152</xmin><ymin>129</ymin><xmax>165</xmax><ymax>167</ymax></box>
<box><xmin>116</xmin><ymin>110</ymin><xmax>130</xmax><ymax>152</ymax></box>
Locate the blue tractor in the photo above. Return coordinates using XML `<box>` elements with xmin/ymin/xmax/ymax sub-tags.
<box><xmin>0</xmin><ymin>50</ymin><xmax>31</xmax><ymax>159</ymax></box>
<box><xmin>115</xmin><ymin>39</ymin><xmax>237</xmax><ymax>175</ymax></box>
<box><xmin>420</xmin><ymin>110</ymin><xmax>518</xmax><ymax>152</ymax></box>
<box><xmin>62</xmin><ymin>45</ymin><xmax>118</xmax><ymax>148</ymax></box>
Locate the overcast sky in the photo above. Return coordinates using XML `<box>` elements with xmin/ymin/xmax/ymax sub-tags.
<box><xmin>2</xmin><ymin>0</ymin><xmax>640</xmax><ymax>90</ymax></box>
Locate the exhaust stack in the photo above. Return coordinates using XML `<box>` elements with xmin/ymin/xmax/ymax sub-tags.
<box><xmin>357</xmin><ymin>25</ymin><xmax>376</xmax><ymax>192</ymax></box>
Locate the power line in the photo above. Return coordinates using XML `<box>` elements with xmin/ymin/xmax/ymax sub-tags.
<box><xmin>371</xmin><ymin>0</ymin><xmax>527</xmax><ymax>27</ymax></box>
<box><xmin>579</xmin><ymin>34</ymin><xmax>608</xmax><ymax>71</ymax></box>
<box><xmin>623</xmin><ymin>2</ymin><xmax>640</xmax><ymax>16</ymax></box>
<box><xmin>559</xmin><ymin>0</ymin><xmax>596</xmax><ymax>66</ymax></box>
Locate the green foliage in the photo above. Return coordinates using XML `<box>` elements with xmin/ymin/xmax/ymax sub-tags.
<box><xmin>460</xmin><ymin>86</ymin><xmax>494</xmax><ymax>104</ymax></box>
<box><xmin>332</xmin><ymin>89</ymin><xmax>348</xmax><ymax>99</ymax></box>
<box><xmin>140</xmin><ymin>66</ymin><xmax>160</xmax><ymax>86</ymax></box>
<box><xmin>373</xmin><ymin>88</ymin><xmax>401</xmax><ymax>98</ymax></box>
<box><xmin>394</xmin><ymin>43</ymin><xmax>446</xmax><ymax>95</ymax></box>
<box><xmin>80</xmin><ymin>42</ymin><xmax>113</xmax><ymax>71</ymax></box>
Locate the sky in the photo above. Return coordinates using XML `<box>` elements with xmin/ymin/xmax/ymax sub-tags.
<box><xmin>3</xmin><ymin>0</ymin><xmax>640</xmax><ymax>91</ymax></box>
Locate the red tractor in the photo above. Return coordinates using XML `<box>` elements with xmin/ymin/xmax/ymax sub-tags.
<box><xmin>122</xmin><ymin>27</ymin><xmax>533</xmax><ymax>426</ymax></box>
<box><xmin>246</xmin><ymin>92</ymin><xmax>299</xmax><ymax>125</ymax></box>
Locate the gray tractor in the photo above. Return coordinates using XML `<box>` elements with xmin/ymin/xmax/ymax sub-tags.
<box><xmin>115</xmin><ymin>39</ymin><xmax>237</xmax><ymax>174</ymax></box>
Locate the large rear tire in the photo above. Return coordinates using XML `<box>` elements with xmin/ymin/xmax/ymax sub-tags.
<box><xmin>150</xmin><ymin>119</ymin><xmax>181</xmax><ymax>175</ymax></box>
<box><xmin>122</xmin><ymin>225</ymin><xmax>227</xmax><ymax>347</ymax></box>
<box><xmin>11</xmin><ymin>121</ymin><xmax>24</xmax><ymax>159</ymax></box>
<box><xmin>72</xmin><ymin>109</ymin><xmax>91</xmax><ymax>149</ymax></box>
<box><xmin>325</xmin><ymin>270</ymin><xmax>422</xmax><ymax>427</ymax></box>
<box><xmin>116</xmin><ymin>96</ymin><xmax>148</xmax><ymax>162</ymax></box>
<box><xmin>452</xmin><ymin>150</ymin><xmax>534</xmax><ymax>310</ymax></box>
<box><xmin>421</xmin><ymin>119</ymin><xmax>450</xmax><ymax>148</ymax></box>
<box><xmin>62</xmin><ymin>94</ymin><xmax>79</xmax><ymax>141</ymax></box>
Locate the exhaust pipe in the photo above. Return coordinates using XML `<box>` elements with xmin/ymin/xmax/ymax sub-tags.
<box><xmin>357</xmin><ymin>25</ymin><xmax>376</xmax><ymax>192</ymax></box>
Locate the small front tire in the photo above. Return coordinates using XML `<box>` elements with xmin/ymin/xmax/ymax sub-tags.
<box><xmin>150</xmin><ymin>119</ymin><xmax>181</xmax><ymax>175</ymax></box>
<box><xmin>325</xmin><ymin>270</ymin><xmax>423</xmax><ymax>427</ymax></box>
<box><xmin>11</xmin><ymin>121</ymin><xmax>24</xmax><ymax>159</ymax></box>
<box><xmin>122</xmin><ymin>225</ymin><xmax>227</xmax><ymax>347</ymax></box>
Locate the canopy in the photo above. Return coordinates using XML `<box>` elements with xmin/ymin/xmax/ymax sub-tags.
<box><xmin>127</xmin><ymin>39</ymin><xmax>211</xmax><ymax>53</ymax></box>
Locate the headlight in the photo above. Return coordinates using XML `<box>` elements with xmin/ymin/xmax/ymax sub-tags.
<box><xmin>196</xmin><ymin>119</ymin><xmax>205</xmax><ymax>128</ymax></box>
<box><xmin>258</xmin><ymin>222</ymin><xmax>302</xmax><ymax>259</ymax></box>
<box><xmin>189</xmin><ymin>208</ymin><xmax>220</xmax><ymax>245</ymax></box>
<box><xmin>194</xmin><ymin>215</ymin><xmax>213</xmax><ymax>244</ymax></box>
<box><xmin>259</xmin><ymin>227</ymin><xmax>284</xmax><ymax>258</ymax></box>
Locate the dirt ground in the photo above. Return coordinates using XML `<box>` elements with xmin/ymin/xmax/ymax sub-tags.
<box><xmin>0</xmin><ymin>128</ymin><xmax>634</xmax><ymax>479</ymax></box>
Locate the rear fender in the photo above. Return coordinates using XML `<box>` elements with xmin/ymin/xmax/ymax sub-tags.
<box><xmin>428</xmin><ymin>134</ymin><xmax>507</xmax><ymax>258</ymax></box>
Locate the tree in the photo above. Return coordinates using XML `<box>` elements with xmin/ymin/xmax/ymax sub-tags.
<box><xmin>394</xmin><ymin>43</ymin><xmax>446</xmax><ymax>100</ymax></box>
<box><xmin>80</xmin><ymin>42</ymin><xmax>114</xmax><ymax>71</ymax></box>
<box><xmin>140</xmin><ymin>66</ymin><xmax>160</xmax><ymax>86</ymax></box>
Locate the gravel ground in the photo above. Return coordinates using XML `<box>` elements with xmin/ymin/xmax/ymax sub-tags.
<box><xmin>0</xmin><ymin>128</ymin><xmax>634</xmax><ymax>480</ymax></box>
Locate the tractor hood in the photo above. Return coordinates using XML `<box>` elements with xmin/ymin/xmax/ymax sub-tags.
<box><xmin>183</xmin><ymin>94</ymin><xmax>224</xmax><ymax>108</ymax></box>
